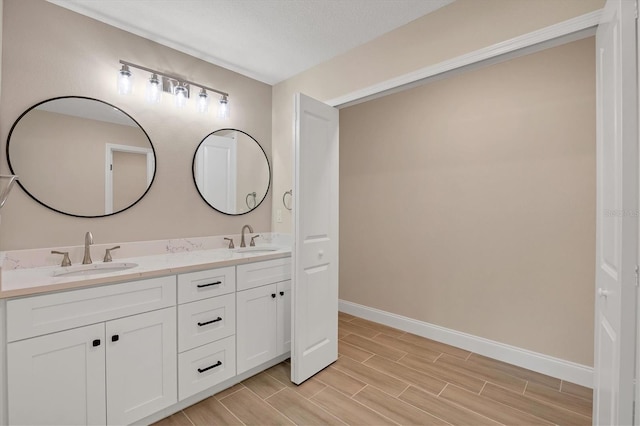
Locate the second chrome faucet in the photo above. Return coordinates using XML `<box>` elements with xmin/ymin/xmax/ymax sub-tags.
<box><xmin>240</xmin><ymin>224</ymin><xmax>253</xmax><ymax>248</ymax></box>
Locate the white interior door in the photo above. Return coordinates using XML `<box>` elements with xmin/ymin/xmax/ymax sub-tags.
<box><xmin>594</xmin><ymin>1</ymin><xmax>638</xmax><ymax>425</ymax></box>
<box><xmin>195</xmin><ymin>134</ymin><xmax>237</xmax><ymax>212</ymax></box>
<box><xmin>291</xmin><ymin>93</ymin><xmax>339</xmax><ymax>384</ymax></box>
<box><xmin>104</xmin><ymin>143</ymin><xmax>154</xmax><ymax>215</ymax></box>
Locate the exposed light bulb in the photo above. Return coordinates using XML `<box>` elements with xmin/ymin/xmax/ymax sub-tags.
<box><xmin>117</xmin><ymin>64</ymin><xmax>132</xmax><ymax>95</ymax></box>
<box><xmin>145</xmin><ymin>73</ymin><xmax>161</xmax><ymax>104</ymax></box>
<box><xmin>197</xmin><ymin>89</ymin><xmax>209</xmax><ymax>113</ymax></box>
<box><xmin>218</xmin><ymin>95</ymin><xmax>229</xmax><ymax>119</ymax></box>
<box><xmin>174</xmin><ymin>84</ymin><xmax>188</xmax><ymax>108</ymax></box>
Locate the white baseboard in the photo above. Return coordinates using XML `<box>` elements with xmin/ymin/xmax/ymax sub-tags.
<box><xmin>339</xmin><ymin>300</ymin><xmax>593</xmax><ymax>388</ymax></box>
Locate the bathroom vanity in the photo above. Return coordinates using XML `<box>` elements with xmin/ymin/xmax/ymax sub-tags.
<box><xmin>0</xmin><ymin>244</ymin><xmax>292</xmax><ymax>425</ymax></box>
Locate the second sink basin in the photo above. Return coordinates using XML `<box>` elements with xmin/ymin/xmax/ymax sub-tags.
<box><xmin>53</xmin><ymin>262</ymin><xmax>138</xmax><ymax>277</ymax></box>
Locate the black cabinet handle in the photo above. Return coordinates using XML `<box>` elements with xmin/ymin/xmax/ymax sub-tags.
<box><xmin>271</xmin><ymin>293</ymin><xmax>276</xmax><ymax>298</ymax></box>
<box><xmin>111</xmin><ymin>335</ymin><xmax>119</xmax><ymax>342</ymax></box>
<box><xmin>197</xmin><ymin>317</ymin><xmax>222</xmax><ymax>327</ymax></box>
<box><xmin>197</xmin><ymin>360</ymin><xmax>222</xmax><ymax>373</ymax></box>
<box><xmin>92</xmin><ymin>339</ymin><xmax>101</xmax><ymax>347</ymax></box>
<box><xmin>197</xmin><ymin>281</ymin><xmax>222</xmax><ymax>288</ymax></box>
<box><xmin>279</xmin><ymin>291</ymin><xmax>284</xmax><ymax>296</ymax></box>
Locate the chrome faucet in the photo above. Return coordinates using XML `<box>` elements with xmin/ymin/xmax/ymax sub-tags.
<box><xmin>240</xmin><ymin>224</ymin><xmax>254</xmax><ymax>248</ymax></box>
<box><xmin>82</xmin><ymin>231</ymin><xmax>93</xmax><ymax>264</ymax></box>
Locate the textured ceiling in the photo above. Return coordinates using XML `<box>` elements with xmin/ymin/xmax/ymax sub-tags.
<box><xmin>47</xmin><ymin>0</ymin><xmax>453</xmax><ymax>84</ymax></box>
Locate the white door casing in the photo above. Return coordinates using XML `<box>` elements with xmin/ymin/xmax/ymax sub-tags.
<box><xmin>291</xmin><ymin>93</ymin><xmax>339</xmax><ymax>384</ymax></box>
<box><xmin>104</xmin><ymin>143</ymin><xmax>154</xmax><ymax>215</ymax></box>
<box><xmin>593</xmin><ymin>1</ymin><xmax>638</xmax><ymax>425</ymax></box>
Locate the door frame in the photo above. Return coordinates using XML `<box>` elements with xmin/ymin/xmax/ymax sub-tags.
<box><xmin>316</xmin><ymin>3</ymin><xmax>635</xmax><ymax>396</ymax></box>
<box><xmin>104</xmin><ymin>143</ymin><xmax>154</xmax><ymax>215</ymax></box>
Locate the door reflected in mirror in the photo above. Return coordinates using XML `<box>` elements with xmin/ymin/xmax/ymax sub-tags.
<box><xmin>7</xmin><ymin>96</ymin><xmax>156</xmax><ymax>217</ymax></box>
<box><xmin>193</xmin><ymin>129</ymin><xmax>270</xmax><ymax>215</ymax></box>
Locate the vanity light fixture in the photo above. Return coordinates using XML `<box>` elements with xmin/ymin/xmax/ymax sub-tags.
<box><xmin>174</xmin><ymin>83</ymin><xmax>188</xmax><ymax>108</ymax></box>
<box><xmin>145</xmin><ymin>73</ymin><xmax>162</xmax><ymax>104</ymax></box>
<box><xmin>197</xmin><ymin>88</ymin><xmax>209</xmax><ymax>113</ymax></box>
<box><xmin>117</xmin><ymin>64</ymin><xmax>133</xmax><ymax>95</ymax></box>
<box><xmin>218</xmin><ymin>94</ymin><xmax>229</xmax><ymax>119</ymax></box>
<box><xmin>116</xmin><ymin>60</ymin><xmax>230</xmax><ymax>118</ymax></box>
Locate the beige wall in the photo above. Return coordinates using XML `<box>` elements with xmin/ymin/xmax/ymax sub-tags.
<box><xmin>0</xmin><ymin>0</ymin><xmax>272</xmax><ymax>250</ymax></box>
<box><xmin>340</xmin><ymin>38</ymin><xmax>596</xmax><ymax>365</ymax></box>
<box><xmin>272</xmin><ymin>0</ymin><xmax>604</xmax><ymax>233</ymax></box>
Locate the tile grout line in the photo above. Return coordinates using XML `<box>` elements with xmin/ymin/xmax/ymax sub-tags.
<box><xmin>214</xmin><ymin>394</ymin><xmax>249</xmax><ymax>426</ymax></box>
<box><xmin>263</xmin><ymin>388</ymin><xmax>337</xmax><ymax>426</ymax></box>
<box><xmin>180</xmin><ymin>409</ymin><xmax>197</xmax><ymax>426</ymax></box>
<box><xmin>215</xmin><ymin>384</ymin><xmax>246</xmax><ymax>401</ymax></box>
<box><xmin>345</xmin><ymin>384</ymin><xmax>403</xmax><ymax>426</ymax></box>
<box><xmin>520</xmin><ymin>388</ymin><xmax>593</xmax><ymax>418</ymax></box>
<box><xmin>267</xmin><ymin>386</ymin><xmax>289</xmax><ymax>399</ymax></box>
<box><xmin>304</xmin><ymin>383</ymin><xmax>328</xmax><ymax>400</ymax></box>
<box><xmin>437</xmin><ymin>382</ymin><xmax>449</xmax><ymax>397</ymax></box>
<box><xmin>305</xmin><ymin>390</ymin><xmax>350</xmax><ymax>426</ymax></box>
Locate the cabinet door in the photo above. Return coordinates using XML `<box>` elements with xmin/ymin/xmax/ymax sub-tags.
<box><xmin>8</xmin><ymin>323</ymin><xmax>106</xmax><ymax>426</ymax></box>
<box><xmin>236</xmin><ymin>284</ymin><xmax>277</xmax><ymax>374</ymax></box>
<box><xmin>277</xmin><ymin>280</ymin><xmax>292</xmax><ymax>356</ymax></box>
<box><xmin>106</xmin><ymin>307</ymin><xmax>177</xmax><ymax>425</ymax></box>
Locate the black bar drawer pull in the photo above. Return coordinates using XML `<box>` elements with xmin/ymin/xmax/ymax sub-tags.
<box><xmin>197</xmin><ymin>281</ymin><xmax>222</xmax><ymax>288</ymax></box>
<box><xmin>111</xmin><ymin>335</ymin><xmax>119</xmax><ymax>342</ymax></box>
<box><xmin>197</xmin><ymin>317</ymin><xmax>222</xmax><ymax>327</ymax></box>
<box><xmin>198</xmin><ymin>361</ymin><xmax>222</xmax><ymax>373</ymax></box>
<box><xmin>92</xmin><ymin>339</ymin><xmax>101</xmax><ymax>347</ymax></box>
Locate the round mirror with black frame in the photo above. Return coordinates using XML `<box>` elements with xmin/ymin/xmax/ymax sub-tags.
<box><xmin>6</xmin><ymin>96</ymin><xmax>156</xmax><ymax>218</ymax></box>
<box><xmin>193</xmin><ymin>129</ymin><xmax>270</xmax><ymax>215</ymax></box>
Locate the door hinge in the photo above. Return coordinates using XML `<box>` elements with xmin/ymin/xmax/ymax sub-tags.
<box><xmin>635</xmin><ymin>265</ymin><xmax>639</xmax><ymax>286</ymax></box>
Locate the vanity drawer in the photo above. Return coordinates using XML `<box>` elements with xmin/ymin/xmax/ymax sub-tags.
<box><xmin>236</xmin><ymin>257</ymin><xmax>291</xmax><ymax>291</ymax></box>
<box><xmin>178</xmin><ymin>335</ymin><xmax>236</xmax><ymax>401</ymax></box>
<box><xmin>177</xmin><ymin>266</ymin><xmax>235</xmax><ymax>304</ymax></box>
<box><xmin>178</xmin><ymin>293</ymin><xmax>235</xmax><ymax>352</ymax></box>
<box><xmin>6</xmin><ymin>276</ymin><xmax>176</xmax><ymax>342</ymax></box>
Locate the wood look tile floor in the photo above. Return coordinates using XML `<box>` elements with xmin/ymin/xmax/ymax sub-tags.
<box><xmin>154</xmin><ymin>313</ymin><xmax>592</xmax><ymax>425</ymax></box>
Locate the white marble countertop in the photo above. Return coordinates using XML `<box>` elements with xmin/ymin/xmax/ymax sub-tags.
<box><xmin>0</xmin><ymin>245</ymin><xmax>291</xmax><ymax>299</ymax></box>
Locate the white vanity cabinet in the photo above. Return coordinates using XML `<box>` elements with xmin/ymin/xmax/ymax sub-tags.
<box><xmin>5</xmin><ymin>276</ymin><xmax>177</xmax><ymax>426</ymax></box>
<box><xmin>8</xmin><ymin>323</ymin><xmax>107</xmax><ymax>425</ymax></box>
<box><xmin>177</xmin><ymin>267</ymin><xmax>237</xmax><ymax>400</ymax></box>
<box><xmin>236</xmin><ymin>258</ymin><xmax>291</xmax><ymax>374</ymax></box>
<box><xmin>1</xmin><ymin>253</ymin><xmax>294</xmax><ymax>426</ymax></box>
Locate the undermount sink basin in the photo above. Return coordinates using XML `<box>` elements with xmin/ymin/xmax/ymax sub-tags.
<box><xmin>234</xmin><ymin>246</ymin><xmax>281</xmax><ymax>254</ymax></box>
<box><xmin>53</xmin><ymin>262</ymin><xmax>138</xmax><ymax>277</ymax></box>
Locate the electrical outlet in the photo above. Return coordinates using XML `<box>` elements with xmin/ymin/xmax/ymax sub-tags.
<box><xmin>276</xmin><ymin>209</ymin><xmax>283</xmax><ymax>223</ymax></box>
